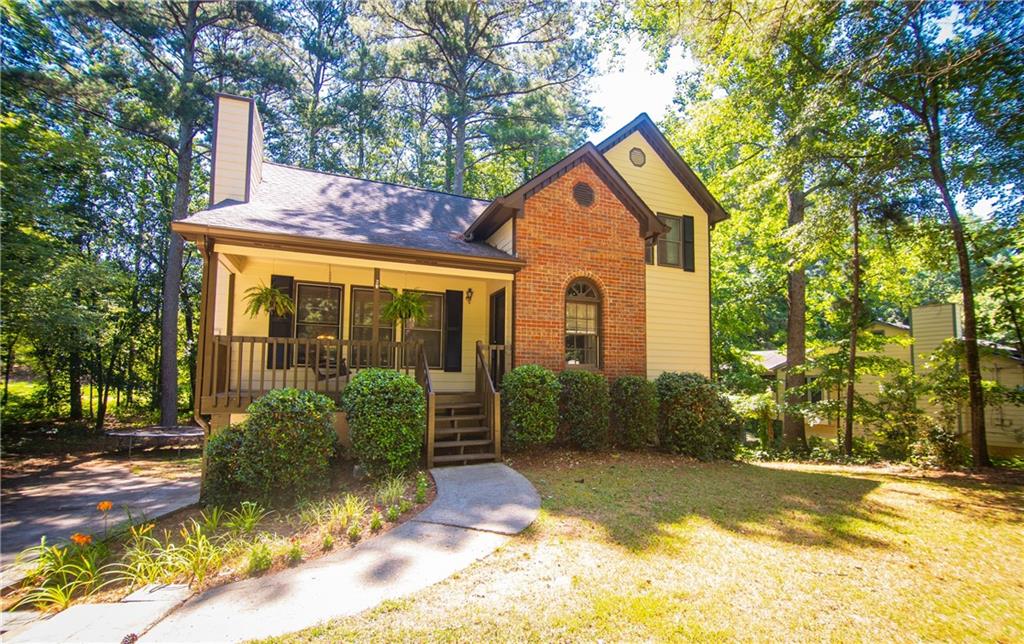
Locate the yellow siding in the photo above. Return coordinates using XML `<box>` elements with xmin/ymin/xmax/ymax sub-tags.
<box><xmin>911</xmin><ymin>303</ymin><xmax>960</xmax><ymax>371</ymax></box>
<box><xmin>248</xmin><ymin>106</ymin><xmax>263</xmax><ymax>193</ymax></box>
<box><xmin>602</xmin><ymin>130</ymin><xmax>711</xmax><ymax>377</ymax></box>
<box><xmin>983</xmin><ymin>354</ymin><xmax>1024</xmax><ymax>452</ymax></box>
<box><xmin>854</xmin><ymin>324</ymin><xmax>913</xmax><ymax>403</ymax></box>
<box><xmin>213</xmin><ymin>258</ymin><xmax>233</xmax><ymax>335</ymax></box>
<box><xmin>486</xmin><ymin>219</ymin><xmax>513</xmax><ymax>254</ymax></box>
<box><xmin>212</xmin><ymin>97</ymin><xmax>251</xmax><ymax>204</ymax></box>
<box><xmin>218</xmin><ymin>248</ymin><xmax>511</xmax><ymax>393</ymax></box>
<box><xmin>911</xmin><ymin>303</ymin><xmax>960</xmax><ymax>423</ymax></box>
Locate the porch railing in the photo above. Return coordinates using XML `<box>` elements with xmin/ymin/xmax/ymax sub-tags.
<box><xmin>200</xmin><ymin>335</ymin><xmax>421</xmax><ymax>411</ymax></box>
<box><xmin>476</xmin><ymin>341</ymin><xmax>503</xmax><ymax>462</ymax></box>
<box><xmin>415</xmin><ymin>343</ymin><xmax>437</xmax><ymax>468</ymax></box>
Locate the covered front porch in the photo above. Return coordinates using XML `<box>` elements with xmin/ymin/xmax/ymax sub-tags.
<box><xmin>194</xmin><ymin>241</ymin><xmax>514</xmax><ymax>466</ymax></box>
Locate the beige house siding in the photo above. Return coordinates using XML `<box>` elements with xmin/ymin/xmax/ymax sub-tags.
<box><xmin>211</xmin><ymin>96</ymin><xmax>252</xmax><ymax>204</ymax></box>
<box><xmin>911</xmin><ymin>303</ymin><xmax>961</xmax><ymax>422</ymax></box>
<box><xmin>985</xmin><ymin>355</ymin><xmax>1024</xmax><ymax>454</ymax></box>
<box><xmin>486</xmin><ymin>219</ymin><xmax>513</xmax><ymax>255</ymax></box>
<box><xmin>248</xmin><ymin>107</ymin><xmax>264</xmax><ymax>194</ymax></box>
<box><xmin>768</xmin><ymin>311</ymin><xmax>1024</xmax><ymax>456</ymax></box>
<box><xmin>602</xmin><ymin>130</ymin><xmax>711</xmax><ymax>378</ymax></box>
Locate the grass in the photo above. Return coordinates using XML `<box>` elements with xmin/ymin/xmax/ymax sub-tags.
<box><xmin>266</xmin><ymin>451</ymin><xmax>1024</xmax><ymax>643</ymax></box>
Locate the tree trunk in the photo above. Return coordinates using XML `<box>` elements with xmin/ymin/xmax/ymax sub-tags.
<box><xmin>844</xmin><ymin>200</ymin><xmax>861</xmax><ymax>456</ymax></box>
<box><xmin>2</xmin><ymin>340</ymin><xmax>16</xmax><ymax>407</ymax></box>
<box><xmin>783</xmin><ymin>187</ymin><xmax>808</xmax><ymax>450</ymax></box>
<box><xmin>159</xmin><ymin>1</ymin><xmax>198</xmax><ymax>427</ymax></box>
<box><xmin>69</xmin><ymin>349</ymin><xmax>83</xmax><ymax>420</ymax></box>
<box><xmin>182</xmin><ymin>278</ymin><xmax>197</xmax><ymax>412</ymax></box>
<box><xmin>926</xmin><ymin>111</ymin><xmax>990</xmax><ymax>467</ymax></box>
<box><xmin>453</xmin><ymin>109</ymin><xmax>466</xmax><ymax>195</ymax></box>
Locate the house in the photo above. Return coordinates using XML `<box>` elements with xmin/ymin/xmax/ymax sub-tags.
<box><xmin>173</xmin><ymin>94</ymin><xmax>729</xmax><ymax>466</ymax></box>
<box><xmin>756</xmin><ymin>303</ymin><xmax>1024</xmax><ymax>457</ymax></box>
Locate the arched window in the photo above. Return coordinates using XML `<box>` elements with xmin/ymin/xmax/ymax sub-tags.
<box><xmin>565</xmin><ymin>279</ymin><xmax>601</xmax><ymax>368</ymax></box>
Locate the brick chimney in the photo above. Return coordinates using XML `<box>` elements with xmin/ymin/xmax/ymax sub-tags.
<box><xmin>209</xmin><ymin>94</ymin><xmax>264</xmax><ymax>206</ymax></box>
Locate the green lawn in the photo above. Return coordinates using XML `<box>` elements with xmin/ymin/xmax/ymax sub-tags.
<box><xmin>267</xmin><ymin>451</ymin><xmax>1024</xmax><ymax>643</ymax></box>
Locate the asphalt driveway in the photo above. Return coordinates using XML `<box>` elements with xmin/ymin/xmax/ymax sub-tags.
<box><xmin>1</xmin><ymin>459</ymin><xmax>200</xmax><ymax>582</ymax></box>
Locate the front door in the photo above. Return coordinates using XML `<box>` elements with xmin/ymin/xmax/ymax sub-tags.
<box><xmin>488</xmin><ymin>289</ymin><xmax>506</xmax><ymax>384</ymax></box>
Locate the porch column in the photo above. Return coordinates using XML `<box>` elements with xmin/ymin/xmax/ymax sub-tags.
<box><xmin>372</xmin><ymin>268</ymin><xmax>380</xmax><ymax>367</ymax></box>
<box><xmin>196</xmin><ymin>239</ymin><xmax>219</xmax><ymax>420</ymax></box>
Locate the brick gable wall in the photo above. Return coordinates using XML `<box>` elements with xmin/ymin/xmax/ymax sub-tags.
<box><xmin>513</xmin><ymin>159</ymin><xmax>647</xmax><ymax>378</ymax></box>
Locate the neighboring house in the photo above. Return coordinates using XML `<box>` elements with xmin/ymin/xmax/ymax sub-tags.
<box><xmin>174</xmin><ymin>94</ymin><xmax>729</xmax><ymax>466</ymax></box>
<box><xmin>755</xmin><ymin>303</ymin><xmax>1024</xmax><ymax>457</ymax></box>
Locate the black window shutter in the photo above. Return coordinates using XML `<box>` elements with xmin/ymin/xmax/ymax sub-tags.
<box><xmin>266</xmin><ymin>275</ymin><xmax>294</xmax><ymax>368</ymax></box>
<box><xmin>443</xmin><ymin>290</ymin><xmax>463</xmax><ymax>372</ymax></box>
<box><xmin>682</xmin><ymin>216</ymin><xmax>695</xmax><ymax>272</ymax></box>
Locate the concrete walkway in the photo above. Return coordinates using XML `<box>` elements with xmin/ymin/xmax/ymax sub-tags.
<box><xmin>142</xmin><ymin>463</ymin><xmax>540</xmax><ymax>643</ymax></box>
<box><xmin>1</xmin><ymin>460</ymin><xmax>200</xmax><ymax>583</ymax></box>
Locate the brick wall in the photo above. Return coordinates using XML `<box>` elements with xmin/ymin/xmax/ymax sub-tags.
<box><xmin>513</xmin><ymin>159</ymin><xmax>647</xmax><ymax>378</ymax></box>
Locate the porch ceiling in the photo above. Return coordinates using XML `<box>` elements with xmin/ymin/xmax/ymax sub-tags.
<box><xmin>214</xmin><ymin>243</ymin><xmax>514</xmax><ymax>282</ymax></box>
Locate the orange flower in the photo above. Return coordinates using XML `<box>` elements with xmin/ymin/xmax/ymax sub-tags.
<box><xmin>96</xmin><ymin>500</ymin><xmax>113</xmax><ymax>513</ymax></box>
<box><xmin>70</xmin><ymin>533</ymin><xmax>92</xmax><ymax>547</ymax></box>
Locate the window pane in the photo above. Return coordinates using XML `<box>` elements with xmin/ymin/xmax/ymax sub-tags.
<box><xmin>659</xmin><ymin>216</ymin><xmax>681</xmax><ymax>242</ymax></box>
<box><xmin>645</xmin><ymin>239</ymin><xmax>654</xmax><ymax>264</ymax></box>
<box><xmin>296</xmin><ymin>285</ymin><xmax>340</xmax><ymax>325</ymax></box>
<box><xmin>407</xmin><ymin>329</ymin><xmax>442</xmax><ymax>368</ymax></box>
<box><xmin>350</xmin><ymin>288</ymin><xmax>395</xmax><ymax>367</ymax></box>
<box><xmin>296</xmin><ymin>324</ymin><xmax>338</xmax><ymax>340</ymax></box>
<box><xmin>351</xmin><ymin>288</ymin><xmax>393</xmax><ymax>327</ymax></box>
<box><xmin>662</xmin><ymin>241</ymin><xmax>681</xmax><ymax>266</ymax></box>
<box><xmin>418</xmin><ymin>293</ymin><xmax>442</xmax><ymax>330</ymax></box>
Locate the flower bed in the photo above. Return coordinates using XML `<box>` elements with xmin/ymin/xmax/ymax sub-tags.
<box><xmin>2</xmin><ymin>468</ymin><xmax>435</xmax><ymax>613</ymax></box>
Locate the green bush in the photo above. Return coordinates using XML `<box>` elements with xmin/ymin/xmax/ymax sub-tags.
<box><xmin>239</xmin><ymin>388</ymin><xmax>337</xmax><ymax>503</ymax></box>
<box><xmin>654</xmin><ymin>372</ymin><xmax>739</xmax><ymax>460</ymax></box>
<box><xmin>202</xmin><ymin>424</ymin><xmax>246</xmax><ymax>506</ymax></box>
<box><xmin>501</xmin><ymin>364</ymin><xmax>560</xmax><ymax>450</ymax></box>
<box><xmin>610</xmin><ymin>376</ymin><xmax>657</xmax><ymax>449</ymax></box>
<box><xmin>340</xmin><ymin>369</ymin><xmax>425</xmax><ymax>478</ymax></box>
<box><xmin>203</xmin><ymin>389</ymin><xmax>337</xmax><ymax>506</ymax></box>
<box><xmin>558</xmin><ymin>370</ymin><xmax>610</xmax><ymax>449</ymax></box>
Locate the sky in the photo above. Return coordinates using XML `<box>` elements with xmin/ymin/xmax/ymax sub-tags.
<box><xmin>588</xmin><ymin>40</ymin><xmax>695</xmax><ymax>142</ymax></box>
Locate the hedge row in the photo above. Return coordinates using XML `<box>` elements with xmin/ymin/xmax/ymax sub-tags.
<box><xmin>501</xmin><ymin>365</ymin><xmax>739</xmax><ymax>460</ymax></box>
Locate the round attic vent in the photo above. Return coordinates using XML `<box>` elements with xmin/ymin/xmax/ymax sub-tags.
<box><xmin>573</xmin><ymin>182</ymin><xmax>595</xmax><ymax>207</ymax></box>
<box><xmin>629</xmin><ymin>147</ymin><xmax>646</xmax><ymax>167</ymax></box>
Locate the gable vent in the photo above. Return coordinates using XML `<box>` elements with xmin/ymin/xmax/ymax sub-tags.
<box><xmin>573</xmin><ymin>182</ymin><xmax>595</xmax><ymax>207</ymax></box>
<box><xmin>629</xmin><ymin>147</ymin><xmax>646</xmax><ymax>167</ymax></box>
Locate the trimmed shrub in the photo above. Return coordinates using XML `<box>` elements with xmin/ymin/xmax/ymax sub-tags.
<box><xmin>237</xmin><ymin>388</ymin><xmax>337</xmax><ymax>504</ymax></box>
<box><xmin>501</xmin><ymin>364</ymin><xmax>560</xmax><ymax>450</ymax></box>
<box><xmin>202</xmin><ymin>424</ymin><xmax>246</xmax><ymax>506</ymax></box>
<box><xmin>558</xmin><ymin>370</ymin><xmax>610</xmax><ymax>449</ymax></box>
<box><xmin>340</xmin><ymin>369</ymin><xmax>425</xmax><ymax>478</ymax></box>
<box><xmin>654</xmin><ymin>372</ymin><xmax>739</xmax><ymax>460</ymax></box>
<box><xmin>610</xmin><ymin>375</ymin><xmax>657</xmax><ymax>449</ymax></box>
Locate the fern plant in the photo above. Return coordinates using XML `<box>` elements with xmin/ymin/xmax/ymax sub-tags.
<box><xmin>381</xmin><ymin>288</ymin><xmax>427</xmax><ymax>329</ymax></box>
<box><xmin>242</xmin><ymin>281</ymin><xmax>295</xmax><ymax>318</ymax></box>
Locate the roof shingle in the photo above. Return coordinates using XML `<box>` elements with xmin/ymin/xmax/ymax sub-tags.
<box><xmin>180</xmin><ymin>163</ymin><xmax>512</xmax><ymax>260</ymax></box>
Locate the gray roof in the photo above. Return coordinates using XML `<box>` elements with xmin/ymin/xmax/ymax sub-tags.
<box><xmin>181</xmin><ymin>163</ymin><xmax>512</xmax><ymax>260</ymax></box>
<box><xmin>751</xmin><ymin>350</ymin><xmax>787</xmax><ymax>371</ymax></box>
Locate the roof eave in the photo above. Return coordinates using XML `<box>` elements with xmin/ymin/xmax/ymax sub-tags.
<box><xmin>596</xmin><ymin>113</ymin><xmax>731</xmax><ymax>225</ymax></box>
<box><xmin>172</xmin><ymin>221</ymin><xmax>525</xmax><ymax>273</ymax></box>
<box><xmin>465</xmin><ymin>142</ymin><xmax>667</xmax><ymax>241</ymax></box>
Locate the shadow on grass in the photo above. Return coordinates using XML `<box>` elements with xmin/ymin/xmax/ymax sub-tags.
<box><xmin>518</xmin><ymin>453</ymin><xmax>903</xmax><ymax>552</ymax></box>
